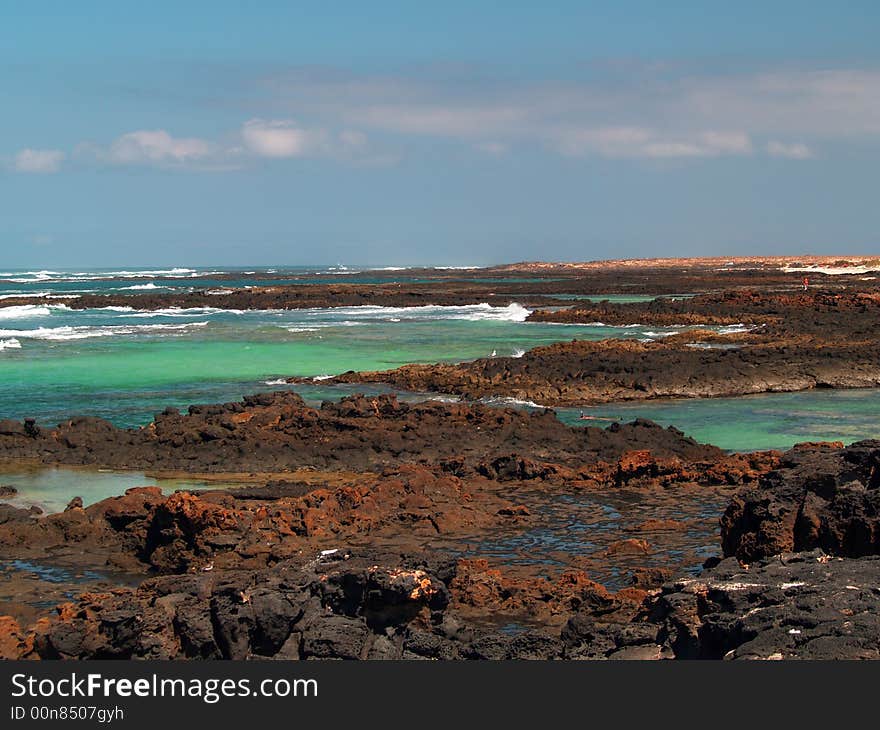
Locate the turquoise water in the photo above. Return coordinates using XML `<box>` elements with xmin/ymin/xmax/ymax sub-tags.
<box><xmin>1</xmin><ymin>267</ymin><xmax>879</xmax><ymax>470</ymax></box>
<box><xmin>0</xmin><ymin>299</ymin><xmax>709</xmax><ymax>426</ymax></box>
<box><xmin>3</xmin><ymin>267</ymin><xmax>878</xmax><ymax>591</ymax></box>
<box><xmin>557</xmin><ymin>388</ymin><xmax>880</xmax><ymax>452</ymax></box>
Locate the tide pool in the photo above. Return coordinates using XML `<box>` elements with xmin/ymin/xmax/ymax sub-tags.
<box><xmin>1</xmin><ymin>267</ymin><xmax>877</xmax><ymax>463</ymax></box>
<box><xmin>558</xmin><ymin>388</ymin><xmax>880</xmax><ymax>452</ymax></box>
<box><xmin>0</xmin><ymin>466</ymin><xmax>239</xmax><ymax>514</ymax></box>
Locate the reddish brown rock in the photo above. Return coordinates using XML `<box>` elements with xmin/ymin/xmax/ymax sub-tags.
<box><xmin>722</xmin><ymin>440</ymin><xmax>880</xmax><ymax>561</ymax></box>
<box><xmin>0</xmin><ymin>615</ymin><xmax>31</xmax><ymax>659</ymax></box>
<box><xmin>0</xmin><ymin>391</ymin><xmax>725</xmax><ymax>475</ymax></box>
<box><xmin>314</xmin><ymin>290</ymin><xmax>880</xmax><ymax>406</ymax></box>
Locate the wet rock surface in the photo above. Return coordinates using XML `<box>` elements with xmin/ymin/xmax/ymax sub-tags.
<box><xmin>5</xmin><ymin>394</ymin><xmax>880</xmax><ymax>659</ymax></box>
<box><xmin>0</xmin><ymin>432</ymin><xmax>878</xmax><ymax>659</ymax></box>
<box><xmin>7</xmin><ymin>544</ymin><xmax>880</xmax><ymax>660</ymax></box>
<box><xmin>4</xmin><ymin>261</ymin><xmax>880</xmax><ymax>659</ymax></box>
<box><xmin>0</xmin><ymin>257</ymin><xmax>854</xmax><ymax>313</ymax></box>
<box><xmin>4</xmin><ymin>549</ymin><xmax>637</xmax><ymax>660</ymax></box>
<box><xmin>319</xmin><ymin>336</ymin><xmax>880</xmax><ymax>405</ymax></box>
<box><xmin>721</xmin><ymin>440</ymin><xmax>880</xmax><ymax>562</ymax></box>
<box><xmin>318</xmin><ymin>291</ymin><xmax>880</xmax><ymax>405</ymax></box>
<box><xmin>0</xmin><ymin>391</ymin><xmax>723</xmax><ymax>472</ymax></box>
<box><xmin>641</xmin><ymin>551</ymin><xmax>880</xmax><ymax>660</ymax></box>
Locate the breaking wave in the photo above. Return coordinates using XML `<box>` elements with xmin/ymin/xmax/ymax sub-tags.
<box><xmin>318</xmin><ymin>302</ymin><xmax>531</xmax><ymax>322</ymax></box>
<box><xmin>0</xmin><ymin>305</ymin><xmax>52</xmax><ymax>319</ymax></box>
<box><xmin>0</xmin><ymin>322</ymin><xmax>209</xmax><ymax>341</ymax></box>
<box><xmin>0</xmin><ymin>338</ymin><xmax>21</xmax><ymax>351</ymax></box>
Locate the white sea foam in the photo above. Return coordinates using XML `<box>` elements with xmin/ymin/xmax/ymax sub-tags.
<box><xmin>717</xmin><ymin>324</ymin><xmax>755</xmax><ymax>335</ymax></box>
<box><xmin>1</xmin><ymin>268</ymin><xmax>219</xmax><ymax>284</ymax></box>
<box><xmin>319</xmin><ymin>302</ymin><xmax>531</xmax><ymax>322</ymax></box>
<box><xmin>782</xmin><ymin>264</ymin><xmax>879</xmax><ymax>276</ymax></box>
<box><xmin>287</xmin><ymin>320</ymin><xmax>366</xmax><ymax>331</ymax></box>
<box><xmin>122</xmin><ymin>282</ymin><xmax>162</xmax><ymax>290</ymax></box>
<box><xmin>263</xmin><ymin>378</ymin><xmax>290</xmax><ymax>386</ymax></box>
<box><xmin>429</xmin><ymin>395</ymin><xmax>461</xmax><ymax>403</ymax></box>
<box><xmin>482</xmin><ymin>396</ymin><xmax>545</xmax><ymax>409</ymax></box>
<box><xmin>312</xmin><ymin>374</ymin><xmax>334</xmax><ymax>381</ymax></box>
<box><xmin>512</xmin><ymin>348</ymin><xmax>526</xmax><ymax>358</ymax></box>
<box><xmin>0</xmin><ymin>305</ymin><xmax>52</xmax><ymax>319</ymax></box>
<box><xmin>0</xmin><ymin>322</ymin><xmax>209</xmax><ymax>341</ymax></box>
<box><xmin>0</xmin><ymin>338</ymin><xmax>21</xmax><ymax>351</ymax></box>
<box><xmin>121</xmin><ymin>307</ymin><xmax>245</xmax><ymax>318</ymax></box>
<box><xmin>566</xmin><ymin>322</ymin><xmax>645</xmax><ymax>328</ymax></box>
<box><xmin>686</xmin><ymin>342</ymin><xmax>741</xmax><ymax>350</ymax></box>
<box><xmin>0</xmin><ymin>292</ymin><xmax>51</xmax><ymax>299</ymax></box>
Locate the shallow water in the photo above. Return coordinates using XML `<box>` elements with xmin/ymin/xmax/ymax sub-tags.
<box><xmin>0</xmin><ymin>558</ymin><xmax>144</xmax><ymax>620</ymax></box>
<box><xmin>558</xmin><ymin>388</ymin><xmax>880</xmax><ymax>452</ymax></box>
<box><xmin>0</xmin><ymin>466</ymin><xmax>238</xmax><ymax>514</ymax></box>
<box><xmin>458</xmin><ymin>486</ymin><xmax>726</xmax><ymax>590</ymax></box>
<box><xmin>2</xmin><ymin>268</ymin><xmax>879</xmax><ymax>460</ymax></box>
<box><xmin>0</xmin><ymin>299</ymin><xmax>710</xmax><ymax>426</ymax></box>
<box><xmin>297</xmin><ymin>383</ymin><xmax>880</xmax><ymax>452</ymax></box>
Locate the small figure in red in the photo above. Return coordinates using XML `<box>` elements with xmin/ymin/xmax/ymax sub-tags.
<box><xmin>802</xmin><ymin>277</ymin><xmax>810</xmax><ymax>291</ymax></box>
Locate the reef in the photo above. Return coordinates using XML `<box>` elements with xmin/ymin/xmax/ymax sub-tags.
<box><xmin>313</xmin><ymin>291</ymin><xmax>880</xmax><ymax>405</ymax></box>
<box><xmin>3</xmin><ymin>260</ymin><xmax>880</xmax><ymax>660</ymax></box>
<box><xmin>0</xmin><ymin>391</ymin><xmax>722</xmax><ymax>472</ymax></box>
<box><xmin>4</xmin><ymin>403</ymin><xmax>880</xmax><ymax>658</ymax></box>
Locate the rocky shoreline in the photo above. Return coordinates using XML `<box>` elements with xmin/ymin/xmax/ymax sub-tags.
<box><xmin>3</xmin><ymin>259</ymin><xmax>880</xmax><ymax>660</ymax></box>
<box><xmin>307</xmin><ymin>290</ymin><xmax>880</xmax><ymax>405</ymax></box>
<box><xmin>0</xmin><ymin>436</ymin><xmax>878</xmax><ymax>659</ymax></box>
<box><xmin>1</xmin><ymin>386</ymin><xmax>879</xmax><ymax>659</ymax></box>
<box><xmin>0</xmin><ymin>391</ymin><xmax>723</xmax><ymax>472</ymax></box>
<box><xmin>0</xmin><ymin>258</ymin><xmax>866</xmax><ymax>313</ymax></box>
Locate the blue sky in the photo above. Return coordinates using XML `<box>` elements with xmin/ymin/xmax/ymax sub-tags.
<box><xmin>2</xmin><ymin>1</ymin><xmax>880</xmax><ymax>267</ymax></box>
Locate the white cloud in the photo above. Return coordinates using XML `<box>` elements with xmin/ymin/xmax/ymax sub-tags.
<box><xmin>474</xmin><ymin>141</ymin><xmax>507</xmax><ymax>155</ymax></box>
<box><xmin>259</xmin><ymin>65</ymin><xmax>880</xmax><ymax>159</ymax></box>
<box><xmin>241</xmin><ymin>118</ymin><xmax>331</xmax><ymax>158</ymax></box>
<box><xmin>105</xmin><ymin>130</ymin><xmax>212</xmax><ymax>165</ymax></box>
<box><xmin>699</xmin><ymin>131</ymin><xmax>754</xmax><ymax>155</ymax></box>
<box><xmin>66</xmin><ymin>122</ymin><xmax>370</xmax><ymax>170</ymax></box>
<box><xmin>240</xmin><ymin>118</ymin><xmax>370</xmax><ymax>160</ymax></box>
<box><xmin>354</xmin><ymin>104</ymin><xmax>525</xmax><ymax>138</ymax></box>
<box><xmin>552</xmin><ymin>127</ymin><xmax>753</xmax><ymax>159</ymax></box>
<box><xmin>14</xmin><ymin>148</ymin><xmax>65</xmax><ymax>173</ymax></box>
<box><xmin>682</xmin><ymin>69</ymin><xmax>880</xmax><ymax>137</ymax></box>
<box><xmin>766</xmin><ymin>140</ymin><xmax>814</xmax><ymax>159</ymax></box>
<box><xmin>19</xmin><ymin>63</ymin><xmax>876</xmax><ymax>171</ymax></box>
<box><xmin>339</xmin><ymin>129</ymin><xmax>367</xmax><ymax>148</ymax></box>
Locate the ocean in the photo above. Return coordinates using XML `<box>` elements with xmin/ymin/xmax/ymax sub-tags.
<box><xmin>2</xmin><ymin>266</ymin><xmax>879</xmax><ymax>509</ymax></box>
<box><xmin>0</xmin><ymin>267</ymin><xmax>721</xmax><ymax>427</ymax></box>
